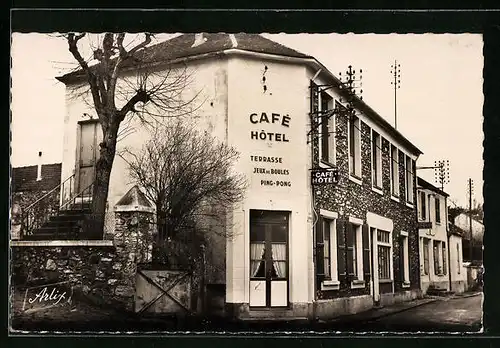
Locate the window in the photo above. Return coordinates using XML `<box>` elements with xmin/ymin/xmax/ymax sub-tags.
<box><xmin>390</xmin><ymin>145</ymin><xmax>399</xmax><ymax>197</ymax></box>
<box><xmin>317</xmin><ymin>210</ymin><xmax>339</xmax><ymax>287</ymax></box>
<box><xmin>349</xmin><ymin>115</ymin><xmax>361</xmax><ymax>178</ymax></box>
<box><xmin>371</xmin><ymin>130</ymin><xmax>382</xmax><ymax>188</ymax></box>
<box><xmin>433</xmin><ymin>240</ymin><xmax>441</xmax><ymax>275</ymax></box>
<box><xmin>323</xmin><ymin>218</ymin><xmax>332</xmax><ymax>279</ymax></box>
<box><xmin>457</xmin><ymin>243</ymin><xmax>461</xmax><ymax>274</ymax></box>
<box><xmin>419</xmin><ymin>191</ymin><xmax>426</xmax><ymax>220</ymax></box>
<box><xmin>377</xmin><ymin>230</ymin><xmax>391</xmax><ymax>280</ymax></box>
<box><xmin>423</xmin><ymin>238</ymin><xmax>430</xmax><ymax>275</ymax></box>
<box><xmin>405</xmin><ymin>155</ymin><xmax>414</xmax><ymax>204</ymax></box>
<box><xmin>319</xmin><ymin>93</ymin><xmax>335</xmax><ymax>165</ymax></box>
<box><xmin>347</xmin><ymin>223</ymin><xmax>358</xmax><ymax>278</ymax></box>
<box><xmin>435</xmin><ymin>197</ymin><xmax>441</xmax><ymax>223</ymax></box>
<box><xmin>442</xmin><ymin>243</ymin><xmax>447</xmax><ymax>275</ymax></box>
<box><xmin>400</xmin><ymin>232</ymin><xmax>410</xmax><ymax>285</ymax></box>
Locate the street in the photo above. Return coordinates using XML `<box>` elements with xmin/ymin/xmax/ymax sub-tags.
<box><xmin>10</xmin><ymin>291</ymin><xmax>483</xmax><ymax>334</ymax></box>
<box><xmin>350</xmin><ymin>293</ymin><xmax>483</xmax><ymax>333</ymax></box>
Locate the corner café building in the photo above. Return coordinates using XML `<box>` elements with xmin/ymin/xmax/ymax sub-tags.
<box><xmin>58</xmin><ymin>33</ymin><xmax>423</xmax><ymax>320</ymax></box>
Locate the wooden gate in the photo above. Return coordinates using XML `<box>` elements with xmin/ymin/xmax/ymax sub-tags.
<box><xmin>135</xmin><ymin>269</ymin><xmax>194</xmax><ymax>315</ymax></box>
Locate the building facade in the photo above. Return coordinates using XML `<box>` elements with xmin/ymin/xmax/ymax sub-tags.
<box><xmin>55</xmin><ymin>33</ymin><xmax>424</xmax><ymax>320</ymax></box>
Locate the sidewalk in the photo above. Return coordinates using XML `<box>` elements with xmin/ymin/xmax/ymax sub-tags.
<box><xmin>323</xmin><ymin>290</ymin><xmax>483</xmax><ymax>325</ymax></box>
<box><xmin>324</xmin><ymin>297</ymin><xmax>437</xmax><ymax>325</ymax></box>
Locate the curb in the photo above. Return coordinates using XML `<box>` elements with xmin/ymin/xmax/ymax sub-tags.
<box><xmin>358</xmin><ymin>299</ymin><xmax>439</xmax><ymax>324</ymax></box>
<box><xmin>451</xmin><ymin>292</ymin><xmax>482</xmax><ymax>299</ymax></box>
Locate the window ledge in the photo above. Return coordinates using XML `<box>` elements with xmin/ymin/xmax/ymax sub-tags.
<box><xmin>321</xmin><ymin>280</ymin><xmax>340</xmax><ymax>291</ymax></box>
<box><xmin>349</xmin><ymin>175</ymin><xmax>362</xmax><ymax>186</ymax></box>
<box><xmin>390</xmin><ymin>195</ymin><xmax>400</xmax><ymax>203</ymax></box>
<box><xmin>402</xmin><ymin>281</ymin><xmax>411</xmax><ymax>288</ymax></box>
<box><xmin>350</xmin><ymin>280</ymin><xmax>365</xmax><ymax>289</ymax></box>
<box><xmin>406</xmin><ymin>202</ymin><xmax>415</xmax><ymax>209</ymax></box>
<box><xmin>320</xmin><ymin>160</ymin><xmax>335</xmax><ymax>168</ymax></box>
<box><xmin>371</xmin><ymin>186</ymin><xmax>383</xmax><ymax>196</ymax></box>
<box><xmin>379</xmin><ymin>279</ymin><xmax>393</xmax><ymax>284</ymax></box>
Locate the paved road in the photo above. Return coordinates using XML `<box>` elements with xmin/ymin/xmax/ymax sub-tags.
<box><xmin>356</xmin><ymin>294</ymin><xmax>483</xmax><ymax>333</ymax></box>
<box><xmin>11</xmin><ymin>293</ymin><xmax>483</xmax><ymax>333</ymax></box>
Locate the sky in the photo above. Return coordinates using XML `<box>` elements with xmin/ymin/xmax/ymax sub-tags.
<box><xmin>10</xmin><ymin>33</ymin><xmax>483</xmax><ymax>208</ymax></box>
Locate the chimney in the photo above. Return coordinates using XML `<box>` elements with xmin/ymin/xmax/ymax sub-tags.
<box><xmin>191</xmin><ymin>33</ymin><xmax>207</xmax><ymax>48</ymax></box>
<box><xmin>36</xmin><ymin>151</ymin><xmax>42</xmax><ymax>181</ymax></box>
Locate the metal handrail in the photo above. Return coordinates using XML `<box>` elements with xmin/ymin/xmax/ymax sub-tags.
<box><xmin>20</xmin><ymin>174</ymin><xmax>97</xmax><ymax>239</ymax></box>
<box><xmin>59</xmin><ymin>181</ymin><xmax>94</xmax><ymax>211</ymax></box>
<box><xmin>24</xmin><ymin>174</ymin><xmax>75</xmax><ymax>212</ymax></box>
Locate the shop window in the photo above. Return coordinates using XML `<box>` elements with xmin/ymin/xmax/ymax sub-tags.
<box><xmin>348</xmin><ymin>115</ymin><xmax>361</xmax><ymax>179</ymax></box>
<box><xmin>377</xmin><ymin>230</ymin><xmax>391</xmax><ymax>280</ymax></box>
<box><xmin>371</xmin><ymin>130</ymin><xmax>382</xmax><ymax>189</ymax></box>
<box><xmin>390</xmin><ymin>145</ymin><xmax>399</xmax><ymax>197</ymax></box>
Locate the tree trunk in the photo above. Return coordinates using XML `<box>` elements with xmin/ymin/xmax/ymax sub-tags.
<box><xmin>91</xmin><ymin>122</ymin><xmax>119</xmax><ymax>238</ymax></box>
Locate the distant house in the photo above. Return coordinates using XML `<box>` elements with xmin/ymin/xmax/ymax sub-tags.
<box><xmin>11</xmin><ymin>156</ymin><xmax>62</xmax><ymax>240</ymax></box>
<box><xmin>451</xmin><ymin>212</ymin><xmax>484</xmax><ymax>264</ymax></box>
<box><xmin>447</xmin><ymin>223</ymin><xmax>467</xmax><ymax>293</ymax></box>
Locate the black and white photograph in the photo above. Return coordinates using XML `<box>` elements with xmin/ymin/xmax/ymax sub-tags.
<box><xmin>9</xmin><ymin>28</ymin><xmax>484</xmax><ymax>334</ymax></box>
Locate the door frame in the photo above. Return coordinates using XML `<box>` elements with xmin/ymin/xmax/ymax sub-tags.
<box><xmin>249</xmin><ymin>209</ymin><xmax>290</xmax><ymax>308</ymax></box>
<box><xmin>75</xmin><ymin>119</ymin><xmax>101</xmax><ymax>193</ymax></box>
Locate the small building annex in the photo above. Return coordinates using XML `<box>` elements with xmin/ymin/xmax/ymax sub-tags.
<box><xmin>50</xmin><ymin>33</ymin><xmax>425</xmax><ymax>320</ymax></box>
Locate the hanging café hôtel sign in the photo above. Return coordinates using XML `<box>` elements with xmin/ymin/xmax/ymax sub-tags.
<box><xmin>311</xmin><ymin>168</ymin><xmax>339</xmax><ymax>185</ymax></box>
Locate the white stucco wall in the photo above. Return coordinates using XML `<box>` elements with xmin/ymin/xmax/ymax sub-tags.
<box><xmin>225</xmin><ymin>56</ymin><xmax>312</xmax><ymax>305</ymax></box>
<box><xmin>418</xmin><ymin>189</ymin><xmax>449</xmax><ymax>290</ymax></box>
<box><xmin>61</xmin><ymin>57</ymin><xmax>229</xmax><ymax>212</ymax></box>
<box><xmin>448</xmin><ymin>234</ymin><xmax>466</xmax><ymax>284</ymax></box>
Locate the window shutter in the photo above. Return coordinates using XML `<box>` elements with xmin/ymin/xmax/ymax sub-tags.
<box><xmin>315</xmin><ymin>217</ymin><xmax>325</xmax><ymax>282</ymax></box>
<box><xmin>337</xmin><ymin>219</ymin><xmax>347</xmax><ymax>283</ymax></box>
<box><xmin>399</xmin><ymin>237</ymin><xmax>405</xmax><ymax>283</ymax></box>
<box><xmin>346</xmin><ymin>222</ymin><xmax>355</xmax><ymax>278</ymax></box>
<box><xmin>362</xmin><ymin>224</ymin><xmax>371</xmax><ymax>282</ymax></box>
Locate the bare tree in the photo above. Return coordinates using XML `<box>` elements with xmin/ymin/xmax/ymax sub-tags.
<box><xmin>63</xmin><ymin>33</ymin><xmax>200</xmax><ymax>232</ymax></box>
<box><xmin>120</xmin><ymin>121</ymin><xmax>246</xmax><ymax>264</ymax></box>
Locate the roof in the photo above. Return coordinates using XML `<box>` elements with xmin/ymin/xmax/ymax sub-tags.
<box><xmin>448</xmin><ymin>222</ymin><xmax>466</xmax><ymax>237</ymax></box>
<box><xmin>56</xmin><ymin>33</ymin><xmax>311</xmax><ymax>84</ymax></box>
<box><xmin>417</xmin><ymin>176</ymin><xmax>449</xmax><ymax>197</ymax></box>
<box><xmin>56</xmin><ymin>33</ymin><xmax>422</xmax><ymax>155</ymax></box>
<box><xmin>11</xmin><ymin>163</ymin><xmax>62</xmax><ymax>192</ymax></box>
<box><xmin>115</xmin><ymin>185</ymin><xmax>153</xmax><ymax>210</ymax></box>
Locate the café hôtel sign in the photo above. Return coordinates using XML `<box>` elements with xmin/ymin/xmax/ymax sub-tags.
<box><xmin>311</xmin><ymin>168</ymin><xmax>339</xmax><ymax>186</ymax></box>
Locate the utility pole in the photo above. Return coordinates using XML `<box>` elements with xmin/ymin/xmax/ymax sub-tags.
<box><xmin>390</xmin><ymin>60</ymin><xmax>401</xmax><ymax>130</ymax></box>
<box><xmin>468</xmin><ymin>178</ymin><xmax>474</xmax><ymax>263</ymax></box>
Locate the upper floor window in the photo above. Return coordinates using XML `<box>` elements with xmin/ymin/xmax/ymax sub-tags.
<box><xmin>390</xmin><ymin>145</ymin><xmax>399</xmax><ymax>197</ymax></box>
<box><xmin>435</xmin><ymin>197</ymin><xmax>441</xmax><ymax>223</ymax></box>
<box><xmin>419</xmin><ymin>191</ymin><xmax>426</xmax><ymax>220</ymax></box>
<box><xmin>371</xmin><ymin>130</ymin><xmax>382</xmax><ymax>188</ymax></box>
<box><xmin>349</xmin><ymin>115</ymin><xmax>361</xmax><ymax>178</ymax></box>
<box><xmin>405</xmin><ymin>155</ymin><xmax>415</xmax><ymax>204</ymax></box>
<box><xmin>319</xmin><ymin>92</ymin><xmax>335</xmax><ymax>165</ymax></box>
